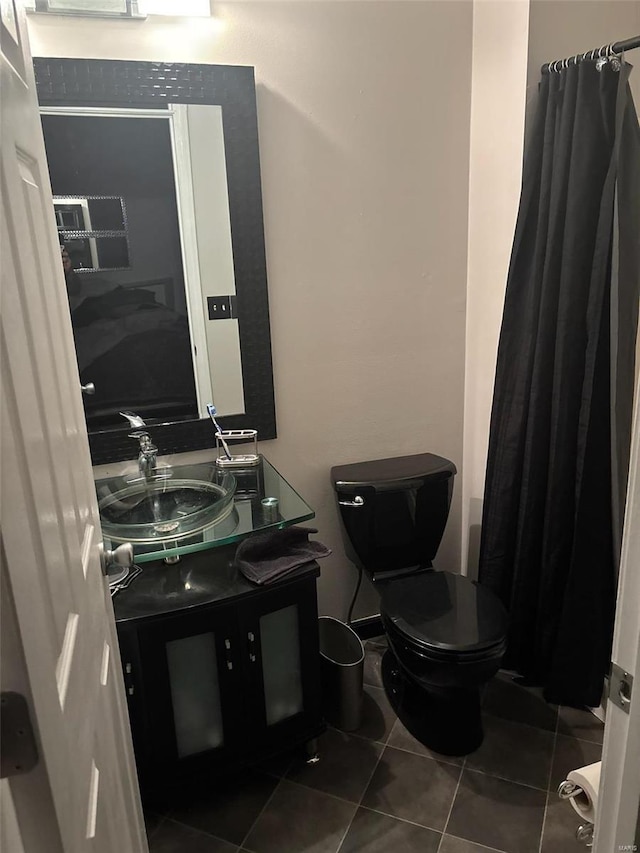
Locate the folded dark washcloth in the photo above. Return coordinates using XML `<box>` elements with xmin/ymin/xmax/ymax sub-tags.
<box><xmin>234</xmin><ymin>526</ymin><xmax>331</xmax><ymax>585</ymax></box>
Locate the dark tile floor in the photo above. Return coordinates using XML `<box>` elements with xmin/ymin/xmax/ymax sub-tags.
<box><xmin>146</xmin><ymin>638</ymin><xmax>604</xmax><ymax>853</ymax></box>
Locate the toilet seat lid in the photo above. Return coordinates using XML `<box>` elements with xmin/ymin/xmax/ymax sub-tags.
<box><xmin>381</xmin><ymin>571</ymin><xmax>508</xmax><ymax>654</ymax></box>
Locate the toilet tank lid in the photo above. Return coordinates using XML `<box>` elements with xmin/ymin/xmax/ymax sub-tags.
<box><xmin>331</xmin><ymin>453</ymin><xmax>456</xmax><ymax>491</ymax></box>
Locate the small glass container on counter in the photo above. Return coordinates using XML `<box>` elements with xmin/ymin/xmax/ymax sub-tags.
<box><xmin>215</xmin><ymin>429</ymin><xmax>259</xmax><ymax>468</ymax></box>
<box><xmin>261</xmin><ymin>496</ymin><xmax>280</xmax><ymax>523</ymax></box>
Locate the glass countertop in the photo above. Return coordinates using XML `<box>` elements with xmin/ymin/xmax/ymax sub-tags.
<box><xmin>96</xmin><ymin>455</ymin><xmax>315</xmax><ymax>564</ymax></box>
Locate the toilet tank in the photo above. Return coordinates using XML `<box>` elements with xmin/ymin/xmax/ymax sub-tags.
<box><xmin>331</xmin><ymin>453</ymin><xmax>457</xmax><ymax>582</ymax></box>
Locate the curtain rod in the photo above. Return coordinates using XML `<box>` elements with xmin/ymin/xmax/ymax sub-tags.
<box><xmin>542</xmin><ymin>34</ymin><xmax>640</xmax><ymax>73</ymax></box>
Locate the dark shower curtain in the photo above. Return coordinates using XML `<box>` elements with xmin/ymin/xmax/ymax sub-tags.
<box><xmin>479</xmin><ymin>59</ymin><xmax>640</xmax><ymax>707</ymax></box>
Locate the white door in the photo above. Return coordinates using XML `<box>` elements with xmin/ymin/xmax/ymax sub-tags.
<box><xmin>594</xmin><ymin>381</ymin><xmax>640</xmax><ymax>847</ymax></box>
<box><xmin>0</xmin><ymin>2</ymin><xmax>147</xmax><ymax>851</ymax></box>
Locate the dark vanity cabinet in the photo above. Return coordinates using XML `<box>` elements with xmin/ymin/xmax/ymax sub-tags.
<box><xmin>114</xmin><ymin>546</ymin><xmax>324</xmax><ymax>797</ymax></box>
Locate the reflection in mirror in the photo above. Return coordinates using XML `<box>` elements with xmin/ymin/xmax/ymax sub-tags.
<box><xmin>54</xmin><ymin>195</ymin><xmax>130</xmax><ymax>271</ymax></box>
<box><xmin>42</xmin><ymin>105</ymin><xmax>244</xmax><ymax>430</ymax></box>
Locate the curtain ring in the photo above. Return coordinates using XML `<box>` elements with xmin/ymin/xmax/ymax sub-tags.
<box><xmin>573</xmin><ymin>54</ymin><xmax>579</xmax><ymax>66</ymax></box>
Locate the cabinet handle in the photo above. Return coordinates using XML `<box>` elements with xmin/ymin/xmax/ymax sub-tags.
<box><xmin>248</xmin><ymin>631</ymin><xmax>257</xmax><ymax>664</ymax></box>
<box><xmin>122</xmin><ymin>661</ymin><xmax>135</xmax><ymax>697</ymax></box>
<box><xmin>338</xmin><ymin>495</ymin><xmax>364</xmax><ymax>507</ymax></box>
<box><xmin>223</xmin><ymin>638</ymin><xmax>234</xmax><ymax>671</ymax></box>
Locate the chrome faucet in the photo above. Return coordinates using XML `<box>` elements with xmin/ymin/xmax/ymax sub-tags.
<box><xmin>121</xmin><ymin>412</ymin><xmax>158</xmax><ymax>480</ymax></box>
<box><xmin>133</xmin><ymin>432</ymin><xmax>158</xmax><ymax>479</ymax></box>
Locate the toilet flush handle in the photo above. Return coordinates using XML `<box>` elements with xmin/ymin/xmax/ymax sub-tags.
<box><xmin>338</xmin><ymin>495</ymin><xmax>365</xmax><ymax>508</ymax></box>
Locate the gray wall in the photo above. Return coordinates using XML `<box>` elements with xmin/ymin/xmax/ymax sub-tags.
<box><xmin>29</xmin><ymin>1</ymin><xmax>474</xmax><ymax>619</ymax></box>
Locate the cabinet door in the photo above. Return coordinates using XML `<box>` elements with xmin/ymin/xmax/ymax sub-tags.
<box><xmin>241</xmin><ymin>578</ymin><xmax>322</xmax><ymax>750</ymax></box>
<box><xmin>116</xmin><ymin>624</ymin><xmax>148</xmax><ymax>770</ymax></box>
<box><xmin>135</xmin><ymin>604</ymin><xmax>243</xmax><ymax>779</ymax></box>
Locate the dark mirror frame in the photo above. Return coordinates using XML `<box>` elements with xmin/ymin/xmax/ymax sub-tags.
<box><xmin>34</xmin><ymin>58</ymin><xmax>276</xmax><ymax>465</ymax></box>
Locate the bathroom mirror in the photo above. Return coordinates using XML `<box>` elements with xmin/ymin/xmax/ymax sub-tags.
<box><xmin>34</xmin><ymin>58</ymin><xmax>276</xmax><ymax>464</ymax></box>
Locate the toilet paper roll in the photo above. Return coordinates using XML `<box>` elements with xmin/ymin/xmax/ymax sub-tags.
<box><xmin>567</xmin><ymin>761</ymin><xmax>601</xmax><ymax>823</ymax></box>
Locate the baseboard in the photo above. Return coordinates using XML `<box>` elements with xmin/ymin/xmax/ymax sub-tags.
<box><xmin>350</xmin><ymin>614</ymin><xmax>383</xmax><ymax>640</ymax></box>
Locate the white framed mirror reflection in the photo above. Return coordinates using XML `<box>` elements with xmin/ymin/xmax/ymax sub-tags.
<box><xmin>42</xmin><ymin>103</ymin><xmax>245</xmax><ymax>425</ymax></box>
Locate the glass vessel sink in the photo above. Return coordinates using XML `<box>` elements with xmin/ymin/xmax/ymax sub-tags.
<box><xmin>96</xmin><ymin>464</ymin><xmax>237</xmax><ymax>544</ymax></box>
<box><xmin>96</xmin><ymin>456</ymin><xmax>315</xmax><ymax>563</ymax></box>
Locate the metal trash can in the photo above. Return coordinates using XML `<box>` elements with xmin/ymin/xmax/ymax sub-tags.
<box><xmin>318</xmin><ymin>616</ymin><xmax>365</xmax><ymax>732</ymax></box>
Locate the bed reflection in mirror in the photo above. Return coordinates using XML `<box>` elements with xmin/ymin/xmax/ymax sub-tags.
<box><xmin>42</xmin><ymin>105</ymin><xmax>245</xmax><ymax>431</ymax></box>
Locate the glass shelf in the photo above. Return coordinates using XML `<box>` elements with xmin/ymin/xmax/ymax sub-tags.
<box><xmin>96</xmin><ymin>455</ymin><xmax>315</xmax><ymax>564</ymax></box>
